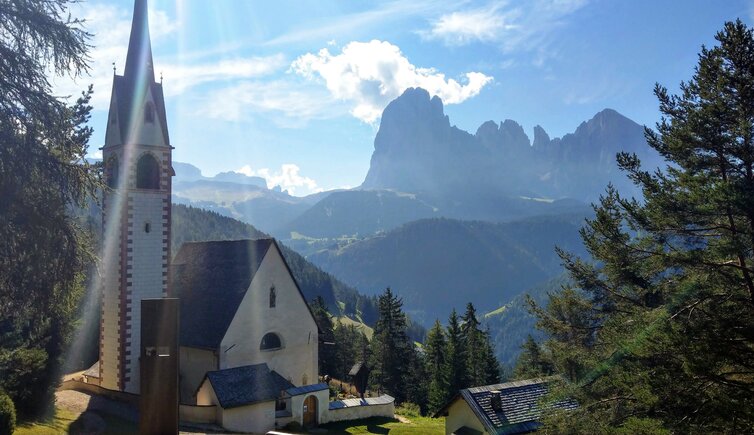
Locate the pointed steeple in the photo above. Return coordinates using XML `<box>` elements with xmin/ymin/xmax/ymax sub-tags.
<box><xmin>124</xmin><ymin>0</ymin><xmax>155</xmax><ymax>83</ymax></box>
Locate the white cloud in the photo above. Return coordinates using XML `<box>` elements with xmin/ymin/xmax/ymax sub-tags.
<box><xmin>161</xmin><ymin>55</ymin><xmax>287</xmax><ymax>95</ymax></box>
<box><xmin>52</xmin><ymin>3</ymin><xmax>177</xmax><ymax>109</ymax></box>
<box><xmin>421</xmin><ymin>0</ymin><xmax>588</xmax><ymax>54</ymax></box>
<box><xmin>52</xmin><ymin>3</ymin><xmax>285</xmax><ymax>110</ymax></box>
<box><xmin>200</xmin><ymin>80</ymin><xmax>341</xmax><ymax>127</ymax></box>
<box><xmin>291</xmin><ymin>40</ymin><xmax>493</xmax><ymax>123</ymax></box>
<box><xmin>421</xmin><ymin>3</ymin><xmax>518</xmax><ymax>46</ymax></box>
<box><xmin>263</xmin><ymin>0</ymin><xmax>444</xmax><ymax>47</ymax></box>
<box><xmin>236</xmin><ymin>164</ymin><xmax>322</xmax><ymax>196</ymax></box>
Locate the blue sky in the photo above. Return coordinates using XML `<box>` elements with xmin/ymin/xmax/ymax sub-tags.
<box><xmin>59</xmin><ymin>0</ymin><xmax>753</xmax><ymax>195</ymax></box>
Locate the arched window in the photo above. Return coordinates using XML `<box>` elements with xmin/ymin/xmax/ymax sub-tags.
<box><xmin>145</xmin><ymin>102</ymin><xmax>155</xmax><ymax>123</ymax></box>
<box><xmin>136</xmin><ymin>154</ymin><xmax>160</xmax><ymax>190</ymax></box>
<box><xmin>260</xmin><ymin>333</ymin><xmax>282</xmax><ymax>351</ymax></box>
<box><xmin>106</xmin><ymin>157</ymin><xmax>119</xmax><ymax>189</ymax></box>
<box><xmin>269</xmin><ymin>286</ymin><xmax>276</xmax><ymax>308</ymax></box>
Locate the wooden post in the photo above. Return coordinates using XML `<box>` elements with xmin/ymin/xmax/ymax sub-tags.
<box><xmin>140</xmin><ymin>298</ymin><xmax>179</xmax><ymax>434</ymax></box>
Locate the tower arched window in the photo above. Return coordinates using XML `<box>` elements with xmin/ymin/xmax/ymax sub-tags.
<box><xmin>136</xmin><ymin>154</ymin><xmax>160</xmax><ymax>190</ymax></box>
<box><xmin>145</xmin><ymin>102</ymin><xmax>155</xmax><ymax>123</ymax></box>
<box><xmin>260</xmin><ymin>333</ymin><xmax>282</xmax><ymax>351</ymax></box>
<box><xmin>106</xmin><ymin>157</ymin><xmax>119</xmax><ymax>189</ymax></box>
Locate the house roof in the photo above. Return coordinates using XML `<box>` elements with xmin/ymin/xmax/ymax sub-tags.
<box><xmin>285</xmin><ymin>383</ymin><xmax>328</xmax><ymax>397</ymax></box>
<box><xmin>435</xmin><ymin>377</ymin><xmax>578</xmax><ymax>435</ymax></box>
<box><xmin>83</xmin><ymin>361</ymin><xmax>100</xmax><ymax>379</ymax></box>
<box><xmin>204</xmin><ymin>363</ymin><xmax>294</xmax><ymax>409</ymax></box>
<box><xmin>328</xmin><ymin>395</ymin><xmax>395</xmax><ymax>410</ymax></box>
<box><xmin>172</xmin><ymin>239</ymin><xmax>274</xmax><ymax>349</ymax></box>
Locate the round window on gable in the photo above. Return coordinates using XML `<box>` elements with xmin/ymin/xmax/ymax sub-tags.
<box><xmin>144</xmin><ymin>222</ymin><xmax>151</xmax><ymax>233</ymax></box>
<box><xmin>260</xmin><ymin>333</ymin><xmax>282</xmax><ymax>351</ymax></box>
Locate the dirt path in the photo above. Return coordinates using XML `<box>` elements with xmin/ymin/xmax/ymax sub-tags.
<box><xmin>56</xmin><ymin>389</ymin><xmax>138</xmax><ymax>422</ymax></box>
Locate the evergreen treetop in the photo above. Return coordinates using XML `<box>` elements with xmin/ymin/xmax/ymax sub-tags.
<box><xmin>524</xmin><ymin>20</ymin><xmax>754</xmax><ymax>433</ymax></box>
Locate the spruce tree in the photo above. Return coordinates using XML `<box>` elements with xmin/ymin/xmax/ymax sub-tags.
<box><xmin>528</xmin><ymin>20</ymin><xmax>754</xmax><ymax>433</ymax></box>
<box><xmin>514</xmin><ymin>335</ymin><xmax>553</xmax><ymax>379</ymax></box>
<box><xmin>0</xmin><ymin>0</ymin><xmax>96</xmax><ymax>419</ymax></box>
<box><xmin>461</xmin><ymin>303</ymin><xmax>486</xmax><ymax>386</ymax></box>
<box><xmin>425</xmin><ymin>320</ymin><xmax>451</xmax><ymax>413</ymax></box>
<box><xmin>369</xmin><ymin>288</ymin><xmax>412</xmax><ymax>402</ymax></box>
<box><xmin>445</xmin><ymin>309</ymin><xmax>467</xmax><ymax>394</ymax></box>
<box><xmin>480</xmin><ymin>328</ymin><xmax>502</xmax><ymax>385</ymax></box>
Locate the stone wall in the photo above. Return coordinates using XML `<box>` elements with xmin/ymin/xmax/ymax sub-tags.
<box><xmin>322</xmin><ymin>396</ymin><xmax>395</xmax><ymax>424</ymax></box>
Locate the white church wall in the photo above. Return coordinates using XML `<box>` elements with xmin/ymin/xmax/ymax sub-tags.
<box><xmin>179</xmin><ymin>346</ymin><xmax>217</xmax><ymax>404</ymax></box>
<box><xmin>195</xmin><ymin>378</ymin><xmax>217</xmax><ymax>407</ymax></box>
<box><xmin>290</xmin><ymin>389</ymin><xmax>330</xmax><ymax>425</ymax></box>
<box><xmin>123</xmin><ymin>188</ymin><xmax>169</xmax><ymax>393</ymax></box>
<box><xmin>321</xmin><ymin>400</ymin><xmax>396</xmax><ymax>424</ymax></box>
<box><xmin>220</xmin><ymin>243</ymin><xmax>318</xmax><ymax>386</ymax></box>
<box><xmin>220</xmin><ymin>401</ymin><xmax>275</xmax><ymax>434</ymax></box>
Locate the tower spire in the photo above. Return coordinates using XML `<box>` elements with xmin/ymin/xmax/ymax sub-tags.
<box><xmin>124</xmin><ymin>0</ymin><xmax>155</xmax><ymax>83</ymax></box>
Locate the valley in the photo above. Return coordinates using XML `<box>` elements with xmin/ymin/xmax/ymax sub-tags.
<box><xmin>164</xmin><ymin>86</ymin><xmax>662</xmax><ymax>367</ymax></box>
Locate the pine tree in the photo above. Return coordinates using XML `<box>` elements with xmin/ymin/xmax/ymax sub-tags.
<box><xmin>445</xmin><ymin>309</ymin><xmax>466</xmax><ymax>394</ymax></box>
<box><xmin>480</xmin><ymin>328</ymin><xmax>502</xmax><ymax>385</ymax></box>
<box><xmin>514</xmin><ymin>335</ymin><xmax>553</xmax><ymax>379</ymax></box>
<box><xmin>528</xmin><ymin>20</ymin><xmax>754</xmax><ymax>433</ymax></box>
<box><xmin>0</xmin><ymin>0</ymin><xmax>95</xmax><ymax>420</ymax></box>
<box><xmin>369</xmin><ymin>288</ymin><xmax>412</xmax><ymax>402</ymax></box>
<box><xmin>461</xmin><ymin>303</ymin><xmax>487</xmax><ymax>386</ymax></box>
<box><xmin>425</xmin><ymin>320</ymin><xmax>451</xmax><ymax>413</ymax></box>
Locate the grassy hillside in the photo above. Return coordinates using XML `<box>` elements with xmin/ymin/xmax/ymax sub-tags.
<box><xmin>482</xmin><ymin>275</ymin><xmax>569</xmax><ymax>368</ymax></box>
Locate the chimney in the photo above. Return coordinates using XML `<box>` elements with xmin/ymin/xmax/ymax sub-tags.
<box><xmin>490</xmin><ymin>390</ymin><xmax>502</xmax><ymax>412</ymax></box>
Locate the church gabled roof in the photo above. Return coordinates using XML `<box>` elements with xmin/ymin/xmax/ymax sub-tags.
<box><xmin>172</xmin><ymin>239</ymin><xmax>274</xmax><ymax>349</ymax></box>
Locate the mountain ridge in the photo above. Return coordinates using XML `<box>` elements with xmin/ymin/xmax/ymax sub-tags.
<box><xmin>362</xmin><ymin>87</ymin><xmax>661</xmax><ymax>202</ymax></box>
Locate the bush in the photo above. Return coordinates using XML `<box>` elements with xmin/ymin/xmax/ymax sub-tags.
<box><xmin>0</xmin><ymin>391</ymin><xmax>16</xmax><ymax>434</ymax></box>
<box><xmin>396</xmin><ymin>402</ymin><xmax>421</xmax><ymax>418</ymax></box>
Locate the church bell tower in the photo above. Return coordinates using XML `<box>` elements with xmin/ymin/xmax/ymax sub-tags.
<box><xmin>100</xmin><ymin>0</ymin><xmax>173</xmax><ymax>393</ymax></box>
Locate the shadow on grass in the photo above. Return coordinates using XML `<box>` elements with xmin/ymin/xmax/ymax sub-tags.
<box><xmin>68</xmin><ymin>410</ymin><xmax>137</xmax><ymax>434</ymax></box>
<box><xmin>318</xmin><ymin>416</ymin><xmax>400</xmax><ymax>434</ymax></box>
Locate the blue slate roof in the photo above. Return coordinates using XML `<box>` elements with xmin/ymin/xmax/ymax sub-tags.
<box><xmin>329</xmin><ymin>395</ymin><xmax>395</xmax><ymax>410</ymax></box>
<box><xmin>286</xmin><ymin>383</ymin><xmax>328</xmax><ymax>397</ymax></box>
<box><xmin>437</xmin><ymin>378</ymin><xmax>578</xmax><ymax>435</ymax></box>
<box><xmin>172</xmin><ymin>239</ymin><xmax>273</xmax><ymax>349</ymax></box>
<box><xmin>204</xmin><ymin>363</ymin><xmax>294</xmax><ymax>409</ymax></box>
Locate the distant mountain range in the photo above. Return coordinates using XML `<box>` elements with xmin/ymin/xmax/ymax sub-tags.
<box><xmin>171</xmin><ymin>87</ymin><xmax>661</xmax><ymax>245</ymax></box>
<box><xmin>363</xmin><ymin>87</ymin><xmax>661</xmax><ymax>202</ymax></box>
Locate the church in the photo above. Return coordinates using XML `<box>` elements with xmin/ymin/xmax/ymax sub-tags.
<box><xmin>84</xmin><ymin>0</ymin><xmax>350</xmax><ymax>432</ymax></box>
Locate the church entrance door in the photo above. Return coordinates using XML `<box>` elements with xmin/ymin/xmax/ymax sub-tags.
<box><xmin>303</xmin><ymin>395</ymin><xmax>317</xmax><ymax>427</ymax></box>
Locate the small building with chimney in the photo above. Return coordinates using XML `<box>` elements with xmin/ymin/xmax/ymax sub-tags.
<box><xmin>434</xmin><ymin>378</ymin><xmax>578</xmax><ymax>435</ymax></box>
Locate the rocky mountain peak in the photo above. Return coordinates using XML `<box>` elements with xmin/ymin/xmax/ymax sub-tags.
<box><xmin>532</xmin><ymin>125</ymin><xmax>551</xmax><ymax>149</ymax></box>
